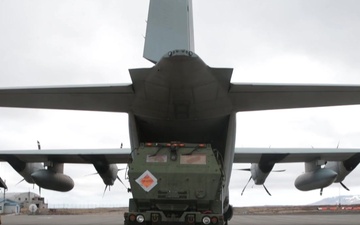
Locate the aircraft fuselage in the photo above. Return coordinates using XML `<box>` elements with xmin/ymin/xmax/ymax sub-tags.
<box><xmin>129</xmin><ymin>50</ymin><xmax>235</xmax><ymax>155</ymax></box>
<box><xmin>127</xmin><ymin>50</ymin><xmax>237</xmax><ymax>220</ymax></box>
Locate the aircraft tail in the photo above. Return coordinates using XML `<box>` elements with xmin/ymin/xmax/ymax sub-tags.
<box><xmin>143</xmin><ymin>0</ymin><xmax>195</xmax><ymax>63</ymax></box>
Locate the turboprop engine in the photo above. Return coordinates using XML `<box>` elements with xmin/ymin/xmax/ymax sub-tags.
<box><xmin>11</xmin><ymin>161</ymin><xmax>43</xmax><ymax>184</ymax></box>
<box><xmin>4</xmin><ymin>141</ymin><xmax>44</xmax><ymax>185</ymax></box>
<box><xmin>295</xmin><ymin>160</ymin><xmax>337</xmax><ymax>193</ymax></box>
<box><xmin>93</xmin><ymin>162</ymin><xmax>118</xmax><ymax>186</ymax></box>
<box><xmin>322</xmin><ymin>154</ymin><xmax>360</xmax><ymax>191</ymax></box>
<box><xmin>92</xmin><ymin>162</ymin><xmax>128</xmax><ymax>194</ymax></box>
<box><xmin>31</xmin><ymin>163</ymin><xmax>74</xmax><ymax>192</ymax></box>
<box><xmin>239</xmin><ymin>162</ymin><xmax>285</xmax><ymax>196</ymax></box>
<box><xmin>296</xmin><ymin>154</ymin><xmax>360</xmax><ymax>194</ymax></box>
<box><xmin>295</xmin><ymin>168</ymin><xmax>337</xmax><ymax>191</ymax></box>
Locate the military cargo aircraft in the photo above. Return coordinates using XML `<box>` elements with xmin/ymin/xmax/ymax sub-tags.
<box><xmin>1</xmin><ymin>0</ymin><xmax>360</xmax><ymax>224</ymax></box>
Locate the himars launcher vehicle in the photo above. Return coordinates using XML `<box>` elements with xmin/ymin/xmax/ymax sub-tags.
<box><xmin>2</xmin><ymin>1</ymin><xmax>360</xmax><ymax>225</ymax></box>
<box><xmin>126</xmin><ymin>143</ymin><xmax>228</xmax><ymax>224</ymax></box>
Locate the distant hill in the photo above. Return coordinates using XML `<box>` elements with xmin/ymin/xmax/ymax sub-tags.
<box><xmin>311</xmin><ymin>195</ymin><xmax>360</xmax><ymax>205</ymax></box>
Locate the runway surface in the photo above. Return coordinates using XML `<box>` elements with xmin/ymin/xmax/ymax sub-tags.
<box><xmin>2</xmin><ymin>214</ymin><xmax>360</xmax><ymax>225</ymax></box>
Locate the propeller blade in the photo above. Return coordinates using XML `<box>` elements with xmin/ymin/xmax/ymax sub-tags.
<box><xmin>272</xmin><ymin>170</ymin><xmax>286</xmax><ymax>172</ymax></box>
<box><xmin>85</xmin><ymin>172</ymin><xmax>99</xmax><ymax>177</ymax></box>
<box><xmin>263</xmin><ymin>184</ymin><xmax>272</xmax><ymax>196</ymax></box>
<box><xmin>39</xmin><ymin>186</ymin><xmax>41</xmax><ymax>196</ymax></box>
<box><xmin>241</xmin><ymin>176</ymin><xmax>252</xmax><ymax>196</ymax></box>
<box><xmin>320</xmin><ymin>188</ymin><xmax>323</xmax><ymax>196</ymax></box>
<box><xmin>117</xmin><ymin>175</ymin><xmax>128</xmax><ymax>190</ymax></box>
<box><xmin>15</xmin><ymin>178</ymin><xmax>25</xmax><ymax>186</ymax></box>
<box><xmin>102</xmin><ymin>185</ymin><xmax>109</xmax><ymax>197</ymax></box>
<box><xmin>340</xmin><ymin>182</ymin><xmax>350</xmax><ymax>191</ymax></box>
<box><xmin>236</xmin><ymin>169</ymin><xmax>251</xmax><ymax>171</ymax></box>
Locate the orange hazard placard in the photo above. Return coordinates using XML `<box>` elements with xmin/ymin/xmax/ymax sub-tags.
<box><xmin>141</xmin><ymin>175</ymin><xmax>154</xmax><ymax>188</ymax></box>
<box><xmin>135</xmin><ymin>170</ymin><xmax>158</xmax><ymax>192</ymax></box>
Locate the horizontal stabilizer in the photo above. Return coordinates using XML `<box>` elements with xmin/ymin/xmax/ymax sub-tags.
<box><xmin>0</xmin><ymin>84</ymin><xmax>134</xmax><ymax>112</ymax></box>
<box><xmin>230</xmin><ymin>83</ymin><xmax>360</xmax><ymax>111</ymax></box>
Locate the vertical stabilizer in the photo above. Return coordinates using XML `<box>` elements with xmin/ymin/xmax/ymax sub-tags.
<box><xmin>144</xmin><ymin>0</ymin><xmax>195</xmax><ymax>63</ymax></box>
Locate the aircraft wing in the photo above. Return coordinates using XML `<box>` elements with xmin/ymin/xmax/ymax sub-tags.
<box><xmin>0</xmin><ymin>84</ymin><xmax>134</xmax><ymax>112</ymax></box>
<box><xmin>0</xmin><ymin>147</ymin><xmax>358</xmax><ymax>164</ymax></box>
<box><xmin>0</xmin><ymin>149</ymin><xmax>131</xmax><ymax>164</ymax></box>
<box><xmin>234</xmin><ymin>147</ymin><xmax>360</xmax><ymax>163</ymax></box>
<box><xmin>230</xmin><ymin>83</ymin><xmax>360</xmax><ymax>111</ymax></box>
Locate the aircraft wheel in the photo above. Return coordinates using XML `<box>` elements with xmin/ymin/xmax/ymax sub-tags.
<box><xmin>224</xmin><ymin>204</ymin><xmax>233</xmax><ymax>222</ymax></box>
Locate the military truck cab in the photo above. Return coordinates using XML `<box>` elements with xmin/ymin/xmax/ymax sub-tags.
<box><xmin>125</xmin><ymin>142</ymin><xmax>226</xmax><ymax>225</ymax></box>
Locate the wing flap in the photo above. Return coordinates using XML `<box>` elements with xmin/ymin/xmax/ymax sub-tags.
<box><xmin>230</xmin><ymin>83</ymin><xmax>360</xmax><ymax>111</ymax></box>
<box><xmin>234</xmin><ymin>147</ymin><xmax>360</xmax><ymax>163</ymax></box>
<box><xmin>0</xmin><ymin>149</ymin><xmax>131</xmax><ymax>164</ymax></box>
<box><xmin>0</xmin><ymin>84</ymin><xmax>134</xmax><ymax>112</ymax></box>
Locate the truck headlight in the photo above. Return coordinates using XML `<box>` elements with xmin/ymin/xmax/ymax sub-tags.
<box><xmin>202</xmin><ymin>216</ymin><xmax>211</xmax><ymax>225</ymax></box>
<box><xmin>136</xmin><ymin>215</ymin><xmax>145</xmax><ymax>223</ymax></box>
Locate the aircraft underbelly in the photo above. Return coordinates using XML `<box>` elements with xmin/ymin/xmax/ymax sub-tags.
<box><xmin>134</xmin><ymin>115</ymin><xmax>230</xmax><ymax>151</ymax></box>
<box><xmin>130</xmin><ymin>52</ymin><xmax>234</xmax><ymax>121</ymax></box>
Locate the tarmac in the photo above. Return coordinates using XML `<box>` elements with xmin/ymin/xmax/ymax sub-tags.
<box><xmin>2</xmin><ymin>213</ymin><xmax>360</xmax><ymax>225</ymax></box>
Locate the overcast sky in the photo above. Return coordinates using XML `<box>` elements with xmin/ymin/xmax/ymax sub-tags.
<box><xmin>1</xmin><ymin>0</ymin><xmax>360</xmax><ymax>208</ymax></box>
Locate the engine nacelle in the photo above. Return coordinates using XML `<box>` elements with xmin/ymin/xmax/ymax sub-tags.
<box><xmin>295</xmin><ymin>168</ymin><xmax>337</xmax><ymax>191</ymax></box>
<box><xmin>31</xmin><ymin>169</ymin><xmax>74</xmax><ymax>192</ymax></box>
<box><xmin>93</xmin><ymin>163</ymin><xmax>118</xmax><ymax>186</ymax></box>
<box><xmin>4</xmin><ymin>155</ymin><xmax>43</xmax><ymax>184</ymax></box>
<box><xmin>325</xmin><ymin>153</ymin><xmax>360</xmax><ymax>183</ymax></box>
<box><xmin>324</xmin><ymin>161</ymin><xmax>351</xmax><ymax>183</ymax></box>
<box><xmin>250</xmin><ymin>163</ymin><xmax>271</xmax><ymax>185</ymax></box>
<box><xmin>18</xmin><ymin>163</ymin><xmax>44</xmax><ymax>184</ymax></box>
<box><xmin>249</xmin><ymin>154</ymin><xmax>287</xmax><ymax>185</ymax></box>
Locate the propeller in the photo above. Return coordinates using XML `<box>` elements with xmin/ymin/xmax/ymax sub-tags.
<box><xmin>237</xmin><ymin>169</ymin><xmax>251</xmax><ymax>172</ymax></box>
<box><xmin>15</xmin><ymin>178</ymin><xmax>25</xmax><ymax>186</ymax></box>
<box><xmin>116</xmin><ymin>168</ymin><xmax>131</xmax><ymax>192</ymax></box>
<box><xmin>319</xmin><ymin>142</ymin><xmax>350</xmax><ymax>196</ymax></box>
<box><xmin>241</xmin><ymin>176</ymin><xmax>252</xmax><ymax>196</ymax></box>
<box><xmin>340</xmin><ymin>182</ymin><xmax>350</xmax><ymax>191</ymax></box>
<box><xmin>16</xmin><ymin>177</ymin><xmax>42</xmax><ymax>196</ymax></box>
<box><xmin>103</xmin><ymin>185</ymin><xmax>110</xmax><ymax>197</ymax></box>
<box><xmin>237</xmin><ymin>168</ymin><xmax>285</xmax><ymax>196</ymax></box>
<box><xmin>271</xmin><ymin>169</ymin><xmax>286</xmax><ymax>172</ymax></box>
<box><xmin>102</xmin><ymin>174</ymin><xmax>130</xmax><ymax>197</ymax></box>
<box><xmin>240</xmin><ymin>175</ymin><xmax>272</xmax><ymax>196</ymax></box>
<box><xmin>16</xmin><ymin>141</ymin><xmax>43</xmax><ymax>196</ymax></box>
<box><xmin>263</xmin><ymin>184</ymin><xmax>272</xmax><ymax>196</ymax></box>
<box><xmin>117</xmin><ymin>175</ymin><xmax>130</xmax><ymax>191</ymax></box>
<box><xmin>88</xmin><ymin>168</ymin><xmax>130</xmax><ymax>196</ymax></box>
<box><xmin>320</xmin><ymin>181</ymin><xmax>350</xmax><ymax>196</ymax></box>
<box><xmin>37</xmin><ymin>141</ymin><xmax>43</xmax><ymax>195</ymax></box>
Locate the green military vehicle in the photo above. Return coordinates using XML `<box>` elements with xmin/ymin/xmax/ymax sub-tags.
<box><xmin>125</xmin><ymin>142</ymin><xmax>230</xmax><ymax>225</ymax></box>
